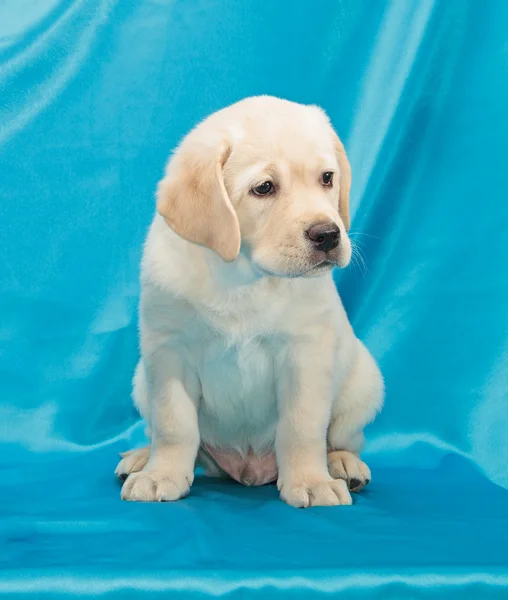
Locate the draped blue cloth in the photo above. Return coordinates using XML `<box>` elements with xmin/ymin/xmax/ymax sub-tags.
<box><xmin>1</xmin><ymin>0</ymin><xmax>507</xmax><ymax>597</ymax></box>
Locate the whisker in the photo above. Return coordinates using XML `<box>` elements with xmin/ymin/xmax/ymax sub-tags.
<box><xmin>350</xmin><ymin>240</ymin><xmax>368</xmax><ymax>277</ymax></box>
<box><xmin>348</xmin><ymin>231</ymin><xmax>381</xmax><ymax>241</ymax></box>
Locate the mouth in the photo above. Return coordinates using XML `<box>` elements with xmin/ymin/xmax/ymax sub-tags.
<box><xmin>253</xmin><ymin>258</ymin><xmax>336</xmax><ymax>279</ymax></box>
<box><xmin>312</xmin><ymin>259</ymin><xmax>334</xmax><ymax>270</ymax></box>
<box><xmin>303</xmin><ymin>259</ymin><xmax>336</xmax><ymax>276</ymax></box>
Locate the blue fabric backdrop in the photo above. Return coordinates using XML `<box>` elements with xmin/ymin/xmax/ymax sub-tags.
<box><xmin>1</xmin><ymin>0</ymin><xmax>508</xmax><ymax>597</ymax></box>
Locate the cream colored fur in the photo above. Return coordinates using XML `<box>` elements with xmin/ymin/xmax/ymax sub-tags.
<box><xmin>116</xmin><ymin>96</ymin><xmax>384</xmax><ymax>507</ymax></box>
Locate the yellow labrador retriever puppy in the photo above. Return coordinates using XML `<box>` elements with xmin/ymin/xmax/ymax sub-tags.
<box><xmin>117</xmin><ymin>96</ymin><xmax>384</xmax><ymax>507</ymax></box>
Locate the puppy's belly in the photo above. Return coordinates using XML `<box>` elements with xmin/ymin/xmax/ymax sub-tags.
<box><xmin>197</xmin><ymin>337</ymin><xmax>279</xmax><ymax>469</ymax></box>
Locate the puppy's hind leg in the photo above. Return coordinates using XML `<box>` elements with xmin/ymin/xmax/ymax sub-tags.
<box><xmin>131</xmin><ymin>359</ymin><xmax>152</xmax><ymax>437</ymax></box>
<box><xmin>327</xmin><ymin>340</ymin><xmax>383</xmax><ymax>492</ymax></box>
<box><xmin>115</xmin><ymin>360</ymin><xmax>152</xmax><ymax>481</ymax></box>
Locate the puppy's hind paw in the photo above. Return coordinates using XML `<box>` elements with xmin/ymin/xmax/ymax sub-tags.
<box><xmin>328</xmin><ymin>450</ymin><xmax>371</xmax><ymax>492</ymax></box>
<box><xmin>115</xmin><ymin>445</ymin><xmax>150</xmax><ymax>481</ymax></box>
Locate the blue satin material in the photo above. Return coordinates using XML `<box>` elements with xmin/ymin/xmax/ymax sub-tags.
<box><xmin>1</xmin><ymin>0</ymin><xmax>507</xmax><ymax>598</ymax></box>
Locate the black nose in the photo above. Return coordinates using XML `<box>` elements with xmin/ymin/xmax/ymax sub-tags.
<box><xmin>306</xmin><ymin>222</ymin><xmax>340</xmax><ymax>253</ymax></box>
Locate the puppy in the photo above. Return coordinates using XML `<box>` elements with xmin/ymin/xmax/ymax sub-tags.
<box><xmin>116</xmin><ymin>96</ymin><xmax>384</xmax><ymax>507</ymax></box>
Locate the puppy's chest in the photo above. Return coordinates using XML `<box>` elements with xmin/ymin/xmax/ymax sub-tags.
<box><xmin>197</xmin><ymin>335</ymin><xmax>282</xmax><ymax>451</ymax></box>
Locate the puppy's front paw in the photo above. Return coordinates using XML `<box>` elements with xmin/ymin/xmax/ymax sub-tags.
<box><xmin>278</xmin><ymin>475</ymin><xmax>352</xmax><ymax>508</ymax></box>
<box><xmin>121</xmin><ymin>469</ymin><xmax>193</xmax><ymax>502</ymax></box>
<box><xmin>328</xmin><ymin>450</ymin><xmax>371</xmax><ymax>492</ymax></box>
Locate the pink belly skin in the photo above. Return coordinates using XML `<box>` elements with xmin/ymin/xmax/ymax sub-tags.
<box><xmin>201</xmin><ymin>444</ymin><xmax>278</xmax><ymax>486</ymax></box>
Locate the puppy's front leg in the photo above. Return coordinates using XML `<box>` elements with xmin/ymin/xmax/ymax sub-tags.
<box><xmin>276</xmin><ymin>334</ymin><xmax>352</xmax><ymax>508</ymax></box>
<box><xmin>121</xmin><ymin>348</ymin><xmax>200</xmax><ymax>502</ymax></box>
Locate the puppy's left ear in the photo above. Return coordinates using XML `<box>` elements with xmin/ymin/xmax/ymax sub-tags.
<box><xmin>333</xmin><ymin>133</ymin><xmax>351</xmax><ymax>231</ymax></box>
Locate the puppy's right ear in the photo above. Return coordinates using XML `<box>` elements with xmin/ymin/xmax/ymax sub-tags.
<box><xmin>157</xmin><ymin>138</ymin><xmax>241</xmax><ymax>262</ymax></box>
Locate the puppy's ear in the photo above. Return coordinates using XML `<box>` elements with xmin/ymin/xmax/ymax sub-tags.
<box><xmin>157</xmin><ymin>139</ymin><xmax>241</xmax><ymax>262</ymax></box>
<box><xmin>333</xmin><ymin>133</ymin><xmax>351</xmax><ymax>231</ymax></box>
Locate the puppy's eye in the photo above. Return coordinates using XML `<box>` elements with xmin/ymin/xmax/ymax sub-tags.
<box><xmin>322</xmin><ymin>171</ymin><xmax>333</xmax><ymax>187</ymax></box>
<box><xmin>252</xmin><ymin>181</ymin><xmax>274</xmax><ymax>196</ymax></box>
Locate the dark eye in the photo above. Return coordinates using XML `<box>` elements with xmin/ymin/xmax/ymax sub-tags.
<box><xmin>322</xmin><ymin>171</ymin><xmax>333</xmax><ymax>186</ymax></box>
<box><xmin>252</xmin><ymin>181</ymin><xmax>274</xmax><ymax>196</ymax></box>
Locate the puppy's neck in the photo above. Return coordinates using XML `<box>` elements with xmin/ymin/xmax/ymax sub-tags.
<box><xmin>149</xmin><ymin>215</ymin><xmax>288</xmax><ymax>305</ymax></box>
<box><xmin>204</xmin><ymin>244</ymin><xmax>263</xmax><ymax>291</ymax></box>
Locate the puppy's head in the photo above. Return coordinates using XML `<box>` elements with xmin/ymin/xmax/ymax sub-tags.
<box><xmin>157</xmin><ymin>96</ymin><xmax>352</xmax><ymax>277</ymax></box>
